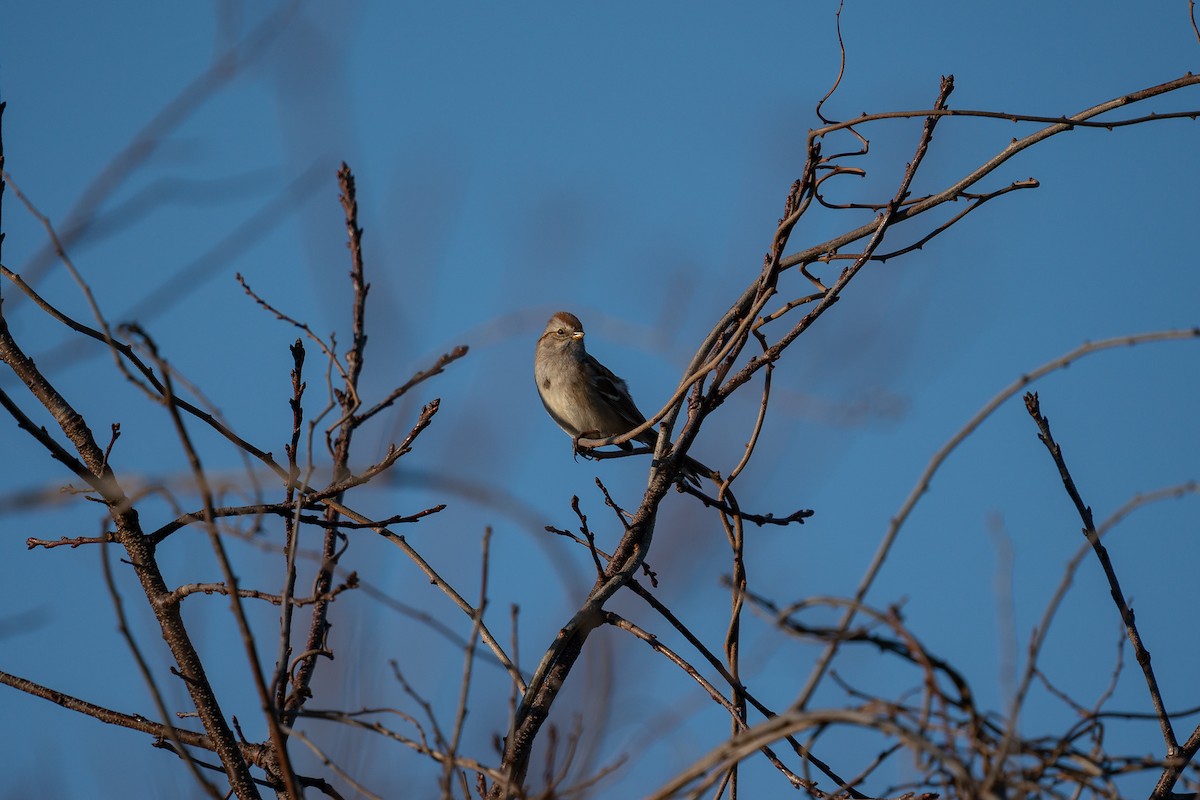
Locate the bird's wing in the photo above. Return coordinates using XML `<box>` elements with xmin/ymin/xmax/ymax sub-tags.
<box><xmin>587</xmin><ymin>355</ymin><xmax>654</xmax><ymax>447</ymax></box>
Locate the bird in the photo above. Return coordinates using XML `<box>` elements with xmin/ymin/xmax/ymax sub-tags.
<box><xmin>534</xmin><ymin>311</ymin><xmax>713</xmax><ymax>485</ymax></box>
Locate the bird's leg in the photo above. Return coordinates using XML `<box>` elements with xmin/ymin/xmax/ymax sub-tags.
<box><xmin>572</xmin><ymin>430</ymin><xmax>601</xmax><ymax>461</ymax></box>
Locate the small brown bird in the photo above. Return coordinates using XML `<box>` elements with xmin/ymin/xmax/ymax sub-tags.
<box><xmin>534</xmin><ymin>311</ymin><xmax>713</xmax><ymax>485</ymax></box>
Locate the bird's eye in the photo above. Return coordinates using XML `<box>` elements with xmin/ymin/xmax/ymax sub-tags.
<box><xmin>556</xmin><ymin>328</ymin><xmax>565</xmax><ymax>336</ymax></box>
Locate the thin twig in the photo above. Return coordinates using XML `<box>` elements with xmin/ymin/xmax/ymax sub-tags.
<box><xmin>1022</xmin><ymin>393</ymin><xmax>1178</xmax><ymax>781</ymax></box>
<box><xmin>444</xmin><ymin>528</ymin><xmax>492</xmax><ymax>797</ymax></box>
<box><xmin>100</xmin><ymin>531</ymin><xmax>223</xmax><ymax>798</ymax></box>
<box><xmin>791</xmin><ymin>74</ymin><xmax>956</xmax><ymax>712</ymax></box>
<box><xmin>796</xmin><ymin>327</ymin><xmax>1200</xmax><ymax>716</ymax></box>
<box><xmin>137</xmin><ymin>327</ymin><xmax>302</xmax><ymax>798</ymax></box>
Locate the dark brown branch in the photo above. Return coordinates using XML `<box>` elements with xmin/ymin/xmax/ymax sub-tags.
<box><xmin>444</xmin><ymin>528</ymin><xmax>492</xmax><ymax>796</ymax></box>
<box><xmin>236</xmin><ymin>273</ymin><xmax>350</xmax><ymax>387</ymax></box>
<box><xmin>0</xmin><ymin>667</ymin><xmax>273</xmax><ymax>779</ymax></box>
<box><xmin>0</xmin><ymin>332</ymin><xmax>261</xmax><ymax>796</ymax></box>
<box><xmin>629</xmin><ymin>580</ymin><xmax>857</xmax><ymax>795</ymax></box>
<box><xmin>355</xmin><ymin>346</ymin><xmax>469</xmax><ymax>426</ymax></box>
<box><xmin>496</xmin><ymin>462</ymin><xmax>677</xmax><ymax>794</ymax></box>
<box><xmin>274</xmin><ymin>340</ymin><xmax>308</xmax><ymax>717</ymax></box>
<box><xmin>296</xmin><ymin>707</ymin><xmax>505</xmax><ymax>783</ymax></box>
<box><xmin>872</xmin><ymin>179</ymin><xmax>1040</xmax><ymax>262</ymax></box>
<box><xmin>138</xmin><ymin>328</ymin><xmax>301</xmax><ymax>798</ymax></box>
<box><xmin>2</xmin><ymin>264</ymin><xmax>279</xmax><ymax>466</ymax></box>
<box><xmin>5</xmin><ymin>287</ymin><xmax>501</xmax><ymax>696</ymax></box>
<box><xmin>99</xmin><ymin>531</ymin><xmax>223</xmax><ymax>797</ymax></box>
<box><xmin>678</xmin><ymin>483</ymin><xmax>813</xmax><ymax>527</ymax></box>
<box><xmin>781</xmin><ymin>74</ymin><xmax>1200</xmax><ymax>275</ymax></box>
<box><xmin>604</xmin><ymin>611</ymin><xmax>809</xmax><ymax>791</ymax></box>
<box><xmin>1023</xmin><ymin>392</ymin><xmax>1190</xmax><ymax>797</ymax></box>
<box><xmin>165</xmin><ymin>574</ymin><xmax>359</xmax><ymax>608</ymax></box>
<box><xmin>286</xmin><ymin>163</ymin><xmax>371</xmax><ymax>730</ymax></box>
<box><xmin>339</xmin><ymin>163</ymin><xmax>369</xmax><ymax>394</ymax></box>
<box><xmin>27</xmin><ymin>532</ymin><xmax>117</xmax><ymax>549</ymax></box>
<box><xmin>569</xmin><ymin>496</ymin><xmax>606</xmax><ymax>580</ymax></box>
<box><xmin>147</xmin><ymin>500</ymin><xmax>445</xmax><ymax>546</ymax></box>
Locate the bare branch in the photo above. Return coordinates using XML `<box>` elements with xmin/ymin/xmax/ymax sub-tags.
<box><xmin>1023</xmin><ymin>392</ymin><xmax>1185</xmax><ymax>797</ymax></box>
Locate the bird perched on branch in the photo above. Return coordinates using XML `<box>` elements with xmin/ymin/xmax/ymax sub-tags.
<box><xmin>534</xmin><ymin>311</ymin><xmax>714</xmax><ymax>486</ymax></box>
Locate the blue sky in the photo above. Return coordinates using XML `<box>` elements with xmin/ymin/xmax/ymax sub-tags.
<box><xmin>1</xmin><ymin>3</ymin><xmax>1198</xmax><ymax>798</ymax></box>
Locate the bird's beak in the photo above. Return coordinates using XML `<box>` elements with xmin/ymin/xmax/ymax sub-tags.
<box><xmin>572</xmin><ymin>331</ymin><xmax>584</xmax><ymax>340</ymax></box>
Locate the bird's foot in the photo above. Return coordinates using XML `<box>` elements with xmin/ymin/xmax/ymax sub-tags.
<box><xmin>572</xmin><ymin>430</ymin><xmax>601</xmax><ymax>462</ymax></box>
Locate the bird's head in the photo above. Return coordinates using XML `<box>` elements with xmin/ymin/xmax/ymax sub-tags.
<box><xmin>539</xmin><ymin>311</ymin><xmax>586</xmax><ymax>354</ymax></box>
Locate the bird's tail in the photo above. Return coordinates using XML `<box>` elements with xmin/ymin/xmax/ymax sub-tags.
<box><xmin>677</xmin><ymin>453</ymin><xmax>719</xmax><ymax>487</ymax></box>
